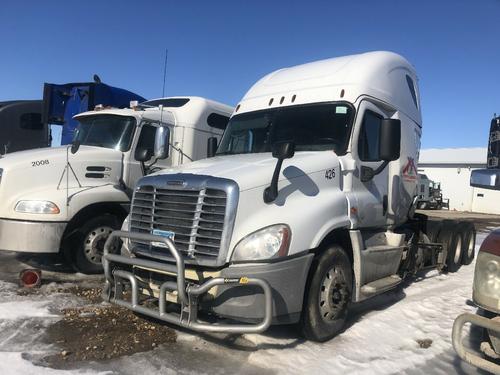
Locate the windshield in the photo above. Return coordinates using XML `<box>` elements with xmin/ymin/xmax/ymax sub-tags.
<box><xmin>216</xmin><ymin>102</ymin><xmax>354</xmax><ymax>155</ymax></box>
<box><xmin>74</xmin><ymin>115</ymin><xmax>136</xmax><ymax>151</ymax></box>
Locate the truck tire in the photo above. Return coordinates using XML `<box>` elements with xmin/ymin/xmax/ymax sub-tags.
<box><xmin>73</xmin><ymin>214</ymin><xmax>120</xmax><ymax>274</ymax></box>
<box><xmin>425</xmin><ymin>220</ymin><xmax>442</xmax><ymax>243</ymax></box>
<box><xmin>459</xmin><ymin>222</ymin><xmax>476</xmax><ymax>265</ymax></box>
<box><xmin>437</xmin><ymin>221</ymin><xmax>462</xmax><ymax>273</ymax></box>
<box><xmin>300</xmin><ymin>245</ymin><xmax>352</xmax><ymax>342</ymax></box>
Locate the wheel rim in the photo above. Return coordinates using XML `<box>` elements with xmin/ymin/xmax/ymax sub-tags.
<box><xmin>83</xmin><ymin>226</ymin><xmax>114</xmax><ymax>265</ymax></box>
<box><xmin>468</xmin><ymin>233</ymin><xmax>475</xmax><ymax>257</ymax></box>
<box><xmin>453</xmin><ymin>236</ymin><xmax>462</xmax><ymax>264</ymax></box>
<box><xmin>319</xmin><ymin>265</ymin><xmax>349</xmax><ymax>322</ymax></box>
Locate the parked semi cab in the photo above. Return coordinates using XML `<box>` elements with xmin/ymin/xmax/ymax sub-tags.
<box><xmin>103</xmin><ymin>52</ymin><xmax>474</xmax><ymax>341</ymax></box>
<box><xmin>0</xmin><ymin>97</ymin><xmax>233</xmax><ymax>273</ymax></box>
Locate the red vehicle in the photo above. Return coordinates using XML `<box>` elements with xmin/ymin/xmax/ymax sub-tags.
<box><xmin>453</xmin><ymin>116</ymin><xmax>500</xmax><ymax>374</ymax></box>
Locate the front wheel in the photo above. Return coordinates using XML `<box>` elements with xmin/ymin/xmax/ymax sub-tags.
<box><xmin>299</xmin><ymin>245</ymin><xmax>352</xmax><ymax>342</ymax></box>
<box><xmin>72</xmin><ymin>215</ymin><xmax>121</xmax><ymax>274</ymax></box>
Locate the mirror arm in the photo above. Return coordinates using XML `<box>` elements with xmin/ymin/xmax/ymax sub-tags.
<box><xmin>147</xmin><ymin>157</ymin><xmax>159</xmax><ymax>169</ymax></box>
<box><xmin>263</xmin><ymin>158</ymin><xmax>284</xmax><ymax>203</ymax></box>
<box><xmin>373</xmin><ymin>160</ymin><xmax>389</xmax><ymax>175</ymax></box>
<box><xmin>360</xmin><ymin>160</ymin><xmax>389</xmax><ymax>182</ymax></box>
<box><xmin>140</xmin><ymin>161</ymin><xmax>147</xmax><ymax>176</ymax></box>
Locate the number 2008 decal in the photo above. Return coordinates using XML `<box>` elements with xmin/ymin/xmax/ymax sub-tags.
<box><xmin>31</xmin><ymin>160</ymin><xmax>49</xmax><ymax>167</ymax></box>
<box><xmin>325</xmin><ymin>168</ymin><xmax>336</xmax><ymax>180</ymax></box>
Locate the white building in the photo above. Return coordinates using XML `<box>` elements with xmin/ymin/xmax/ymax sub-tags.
<box><xmin>418</xmin><ymin>147</ymin><xmax>500</xmax><ymax>214</ymax></box>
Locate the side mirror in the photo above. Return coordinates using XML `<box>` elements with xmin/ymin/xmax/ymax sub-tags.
<box><xmin>154</xmin><ymin>126</ymin><xmax>170</xmax><ymax>159</ymax></box>
<box><xmin>207</xmin><ymin>137</ymin><xmax>217</xmax><ymax>158</ymax></box>
<box><xmin>272</xmin><ymin>141</ymin><xmax>295</xmax><ymax>160</ymax></box>
<box><xmin>71</xmin><ymin>140</ymin><xmax>81</xmax><ymax>154</ymax></box>
<box><xmin>135</xmin><ymin>147</ymin><xmax>153</xmax><ymax>162</ymax></box>
<box><xmin>263</xmin><ymin>141</ymin><xmax>296</xmax><ymax>203</ymax></box>
<box><xmin>379</xmin><ymin>119</ymin><xmax>401</xmax><ymax>161</ymax></box>
<box><xmin>470</xmin><ymin>169</ymin><xmax>500</xmax><ymax>190</ymax></box>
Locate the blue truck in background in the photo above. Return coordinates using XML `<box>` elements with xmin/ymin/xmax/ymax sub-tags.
<box><xmin>0</xmin><ymin>77</ymin><xmax>145</xmax><ymax>153</ymax></box>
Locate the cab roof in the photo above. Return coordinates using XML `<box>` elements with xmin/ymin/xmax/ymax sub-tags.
<box><xmin>236</xmin><ymin>51</ymin><xmax>421</xmax><ymax>126</ymax></box>
<box><xmin>74</xmin><ymin>96</ymin><xmax>233</xmax><ymax>126</ymax></box>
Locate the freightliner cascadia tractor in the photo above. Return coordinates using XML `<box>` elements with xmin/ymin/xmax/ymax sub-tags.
<box><xmin>102</xmin><ymin>52</ymin><xmax>475</xmax><ymax>341</ymax></box>
<box><xmin>0</xmin><ymin>97</ymin><xmax>233</xmax><ymax>273</ymax></box>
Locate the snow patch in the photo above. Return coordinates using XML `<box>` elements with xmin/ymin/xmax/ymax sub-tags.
<box><xmin>0</xmin><ymin>300</ymin><xmax>57</xmax><ymax>320</ymax></box>
<box><xmin>0</xmin><ymin>352</ymin><xmax>108</xmax><ymax>375</ymax></box>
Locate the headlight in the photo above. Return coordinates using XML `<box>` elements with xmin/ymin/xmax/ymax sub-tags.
<box><xmin>231</xmin><ymin>224</ymin><xmax>291</xmax><ymax>261</ymax></box>
<box><xmin>473</xmin><ymin>252</ymin><xmax>500</xmax><ymax>312</ymax></box>
<box><xmin>15</xmin><ymin>200</ymin><xmax>60</xmax><ymax>214</ymax></box>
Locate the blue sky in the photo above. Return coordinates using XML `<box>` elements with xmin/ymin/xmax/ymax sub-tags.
<box><xmin>0</xmin><ymin>0</ymin><xmax>498</xmax><ymax>149</ymax></box>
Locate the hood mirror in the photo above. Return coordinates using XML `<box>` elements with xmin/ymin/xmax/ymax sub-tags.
<box><xmin>263</xmin><ymin>141</ymin><xmax>295</xmax><ymax>204</ymax></box>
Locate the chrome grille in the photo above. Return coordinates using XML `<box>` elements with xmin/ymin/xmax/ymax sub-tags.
<box><xmin>130</xmin><ymin>185</ymin><xmax>227</xmax><ymax>259</ymax></box>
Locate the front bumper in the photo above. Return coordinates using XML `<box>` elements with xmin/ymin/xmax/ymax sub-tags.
<box><xmin>103</xmin><ymin>231</ymin><xmax>281</xmax><ymax>334</ymax></box>
<box><xmin>0</xmin><ymin>218</ymin><xmax>66</xmax><ymax>253</ymax></box>
<box><xmin>452</xmin><ymin>312</ymin><xmax>500</xmax><ymax>374</ymax></box>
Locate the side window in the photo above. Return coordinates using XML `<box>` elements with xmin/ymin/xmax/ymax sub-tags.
<box><xmin>207</xmin><ymin>113</ymin><xmax>230</xmax><ymax>130</ymax></box>
<box><xmin>358</xmin><ymin>110</ymin><xmax>382</xmax><ymax>162</ymax></box>
<box><xmin>135</xmin><ymin>124</ymin><xmax>157</xmax><ymax>159</ymax></box>
<box><xmin>20</xmin><ymin>113</ymin><xmax>43</xmax><ymax>130</ymax></box>
<box><xmin>406</xmin><ymin>75</ymin><xmax>418</xmax><ymax>109</ymax></box>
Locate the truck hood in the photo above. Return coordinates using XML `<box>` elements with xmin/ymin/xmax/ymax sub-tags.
<box><xmin>0</xmin><ymin>145</ymin><xmax>121</xmax><ymax>171</ymax></box>
<box><xmin>0</xmin><ymin>145</ymin><xmax>124</xmax><ymax>220</ymax></box>
<box><xmin>152</xmin><ymin>151</ymin><xmax>339</xmax><ymax>191</ymax></box>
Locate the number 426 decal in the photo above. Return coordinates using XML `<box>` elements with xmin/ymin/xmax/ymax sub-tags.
<box><xmin>325</xmin><ymin>168</ymin><xmax>336</xmax><ymax>180</ymax></box>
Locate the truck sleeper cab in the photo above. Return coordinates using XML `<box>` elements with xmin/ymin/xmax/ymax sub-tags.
<box><xmin>0</xmin><ymin>97</ymin><xmax>233</xmax><ymax>274</ymax></box>
<box><xmin>103</xmin><ymin>52</ymin><xmax>474</xmax><ymax>340</ymax></box>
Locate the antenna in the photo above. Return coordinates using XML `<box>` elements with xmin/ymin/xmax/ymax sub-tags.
<box><xmin>162</xmin><ymin>48</ymin><xmax>168</xmax><ymax>98</ymax></box>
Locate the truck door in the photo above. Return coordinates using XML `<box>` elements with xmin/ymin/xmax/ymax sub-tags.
<box><xmin>351</xmin><ymin>102</ymin><xmax>389</xmax><ymax>228</ymax></box>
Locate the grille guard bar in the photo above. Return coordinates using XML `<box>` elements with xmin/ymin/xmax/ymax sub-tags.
<box><xmin>452</xmin><ymin>312</ymin><xmax>500</xmax><ymax>374</ymax></box>
<box><xmin>102</xmin><ymin>230</ymin><xmax>273</xmax><ymax>334</ymax></box>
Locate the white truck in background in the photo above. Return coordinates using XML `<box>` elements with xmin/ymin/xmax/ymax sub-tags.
<box><xmin>103</xmin><ymin>52</ymin><xmax>475</xmax><ymax>341</ymax></box>
<box><xmin>0</xmin><ymin>97</ymin><xmax>233</xmax><ymax>273</ymax></box>
<box><xmin>416</xmin><ymin>173</ymin><xmax>448</xmax><ymax>210</ymax></box>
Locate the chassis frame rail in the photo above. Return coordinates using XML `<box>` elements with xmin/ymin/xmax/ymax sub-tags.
<box><xmin>452</xmin><ymin>312</ymin><xmax>500</xmax><ymax>374</ymax></box>
<box><xmin>102</xmin><ymin>230</ymin><xmax>273</xmax><ymax>334</ymax></box>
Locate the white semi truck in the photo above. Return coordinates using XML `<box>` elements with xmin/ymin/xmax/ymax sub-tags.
<box><xmin>0</xmin><ymin>97</ymin><xmax>233</xmax><ymax>273</ymax></box>
<box><xmin>102</xmin><ymin>52</ymin><xmax>475</xmax><ymax>341</ymax></box>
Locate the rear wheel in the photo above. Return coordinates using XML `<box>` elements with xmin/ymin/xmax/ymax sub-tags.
<box><xmin>459</xmin><ymin>221</ymin><xmax>476</xmax><ymax>265</ymax></box>
<box><xmin>437</xmin><ymin>221</ymin><xmax>462</xmax><ymax>273</ymax></box>
<box><xmin>426</xmin><ymin>220</ymin><xmax>442</xmax><ymax>243</ymax></box>
<box><xmin>72</xmin><ymin>215</ymin><xmax>121</xmax><ymax>274</ymax></box>
<box><xmin>300</xmin><ymin>245</ymin><xmax>352</xmax><ymax>342</ymax></box>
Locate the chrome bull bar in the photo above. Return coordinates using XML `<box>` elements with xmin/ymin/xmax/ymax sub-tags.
<box><xmin>452</xmin><ymin>312</ymin><xmax>500</xmax><ymax>375</ymax></box>
<box><xmin>102</xmin><ymin>230</ymin><xmax>273</xmax><ymax>334</ymax></box>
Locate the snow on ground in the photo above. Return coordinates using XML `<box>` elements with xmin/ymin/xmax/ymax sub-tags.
<box><xmin>0</xmin><ymin>277</ymin><xmax>106</xmax><ymax>375</ymax></box>
<box><xmin>245</xmin><ymin>255</ymin><xmax>480</xmax><ymax>375</ymax></box>
<box><xmin>0</xmin><ymin>234</ymin><xmax>492</xmax><ymax>374</ymax></box>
